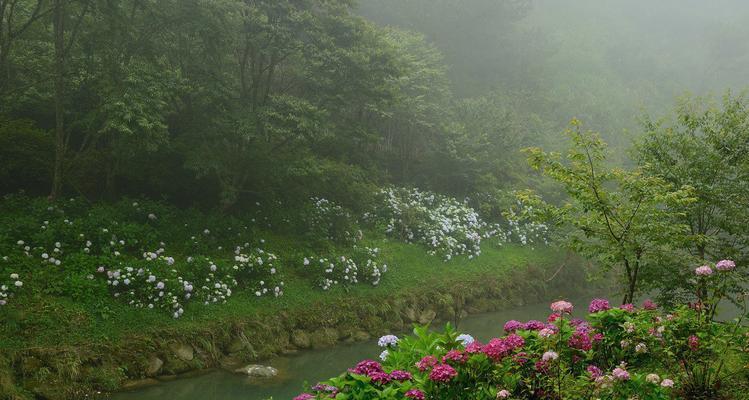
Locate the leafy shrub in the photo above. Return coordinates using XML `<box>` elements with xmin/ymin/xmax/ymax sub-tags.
<box><xmin>301</xmin><ymin>246</ymin><xmax>387</xmax><ymax>290</ymax></box>
<box><xmin>304</xmin><ymin>197</ymin><xmax>361</xmax><ymax>245</ymax></box>
<box><xmin>0</xmin><ymin>194</ymin><xmax>284</xmax><ymax>317</ymax></box>
<box><xmin>294</xmin><ymin>260</ymin><xmax>748</xmax><ymax>400</ymax></box>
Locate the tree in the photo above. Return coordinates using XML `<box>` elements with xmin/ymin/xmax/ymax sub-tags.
<box><xmin>519</xmin><ymin>119</ymin><xmax>695</xmax><ymax>303</ymax></box>
<box><xmin>0</xmin><ymin>0</ymin><xmax>46</xmax><ymax>95</ymax></box>
<box><xmin>636</xmin><ymin>92</ymin><xmax>749</xmax><ymax>301</ymax></box>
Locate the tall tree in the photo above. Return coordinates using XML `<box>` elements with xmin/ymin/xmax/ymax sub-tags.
<box><xmin>520</xmin><ymin>120</ymin><xmax>695</xmax><ymax>303</ymax></box>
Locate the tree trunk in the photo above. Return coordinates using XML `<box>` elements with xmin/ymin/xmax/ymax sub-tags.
<box><xmin>50</xmin><ymin>0</ymin><xmax>65</xmax><ymax>200</ymax></box>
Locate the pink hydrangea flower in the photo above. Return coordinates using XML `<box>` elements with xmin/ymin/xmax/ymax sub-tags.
<box><xmin>716</xmin><ymin>259</ymin><xmax>736</xmax><ymax>271</ymax></box>
<box><xmin>538</xmin><ymin>328</ymin><xmax>555</xmax><ymax>338</ymax></box>
<box><xmin>483</xmin><ymin>334</ymin><xmax>524</xmax><ymax>362</ymax></box>
<box><xmin>695</xmin><ymin>265</ymin><xmax>713</xmax><ymax>276</ymax></box>
<box><xmin>405</xmin><ymin>389</ymin><xmax>426</xmax><ymax>400</ymax></box>
<box><xmin>588</xmin><ymin>298</ymin><xmax>610</xmax><ymax>313</ymax></box>
<box><xmin>416</xmin><ymin>355</ymin><xmax>438</xmax><ymax>371</ymax></box>
<box><xmin>542</xmin><ymin>351</ymin><xmax>558</xmax><ymax>362</ymax></box>
<box><xmin>587</xmin><ymin>365</ymin><xmax>603</xmax><ymax>379</ymax></box>
<box><xmin>619</xmin><ymin>303</ymin><xmax>635</xmax><ymax>312</ymax></box>
<box><xmin>612</xmin><ymin>367</ymin><xmax>630</xmax><ymax>380</ymax></box>
<box><xmin>442</xmin><ymin>349</ymin><xmax>468</xmax><ymax>364</ymax></box>
<box><xmin>429</xmin><ymin>363</ymin><xmax>458</xmax><ymax>382</ymax></box>
<box><xmin>642</xmin><ymin>299</ymin><xmax>657</xmax><ymax>310</ymax></box>
<box><xmin>293</xmin><ymin>394</ymin><xmax>314</xmax><ymax>400</ymax></box>
<box><xmin>497</xmin><ymin>389</ymin><xmax>511</xmax><ymax>398</ymax></box>
<box><xmin>550</xmin><ymin>300</ymin><xmax>573</xmax><ymax>314</ymax></box>
<box><xmin>688</xmin><ymin>335</ymin><xmax>699</xmax><ymax>351</ymax></box>
<box><xmin>465</xmin><ymin>341</ymin><xmax>483</xmax><ymax>354</ymax></box>
<box><xmin>661</xmin><ymin>379</ymin><xmax>674</xmax><ymax>388</ymax></box>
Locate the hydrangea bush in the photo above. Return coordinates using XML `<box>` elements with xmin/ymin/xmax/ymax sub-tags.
<box><xmin>304</xmin><ymin>197</ymin><xmax>361</xmax><ymax>245</ymax></box>
<box><xmin>368</xmin><ymin>187</ymin><xmax>549</xmax><ymax>261</ymax></box>
<box><xmin>301</xmin><ymin>246</ymin><xmax>387</xmax><ymax>290</ymax></box>
<box><xmin>295</xmin><ymin>260</ymin><xmax>748</xmax><ymax>400</ymax></box>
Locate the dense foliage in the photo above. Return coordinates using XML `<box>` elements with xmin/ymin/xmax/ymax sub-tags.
<box><xmin>295</xmin><ymin>263</ymin><xmax>749</xmax><ymax>400</ymax></box>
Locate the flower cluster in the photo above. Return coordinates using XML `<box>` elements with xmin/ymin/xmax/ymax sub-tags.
<box><xmin>296</xmin><ymin>282</ymin><xmax>748</xmax><ymax>400</ymax></box>
<box><xmin>302</xmin><ymin>246</ymin><xmax>387</xmax><ymax>290</ymax></box>
<box><xmin>97</xmin><ymin>246</ymin><xmax>284</xmax><ymax>318</ymax></box>
<box><xmin>305</xmin><ymin>197</ymin><xmax>361</xmax><ymax>244</ymax></box>
<box><xmin>370</xmin><ymin>187</ymin><xmax>498</xmax><ymax>260</ymax></box>
<box><xmin>0</xmin><ymin>273</ymin><xmax>23</xmax><ymax>306</ymax></box>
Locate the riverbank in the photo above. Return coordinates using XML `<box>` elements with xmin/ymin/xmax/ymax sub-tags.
<box><xmin>0</xmin><ymin>242</ymin><xmax>602</xmax><ymax>399</ymax></box>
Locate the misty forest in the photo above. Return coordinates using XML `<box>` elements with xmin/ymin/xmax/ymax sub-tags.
<box><xmin>1</xmin><ymin>1</ymin><xmax>749</xmax><ymax>399</ymax></box>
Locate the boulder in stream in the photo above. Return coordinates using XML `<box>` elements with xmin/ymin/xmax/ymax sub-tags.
<box><xmin>234</xmin><ymin>364</ymin><xmax>278</xmax><ymax>378</ymax></box>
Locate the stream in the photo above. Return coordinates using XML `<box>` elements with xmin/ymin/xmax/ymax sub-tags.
<box><xmin>112</xmin><ymin>296</ymin><xmax>595</xmax><ymax>400</ymax></box>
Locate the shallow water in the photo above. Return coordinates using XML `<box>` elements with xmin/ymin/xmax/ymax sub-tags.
<box><xmin>112</xmin><ymin>297</ymin><xmax>591</xmax><ymax>400</ymax></box>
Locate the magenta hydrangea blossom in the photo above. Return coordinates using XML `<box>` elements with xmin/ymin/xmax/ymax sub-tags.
<box><xmin>349</xmin><ymin>359</ymin><xmax>383</xmax><ymax>375</ymax></box>
<box><xmin>389</xmin><ymin>370</ymin><xmax>412</xmax><ymax>381</ymax></box>
<box><xmin>586</xmin><ymin>364</ymin><xmax>603</xmax><ymax>379</ymax></box>
<box><xmin>368</xmin><ymin>371</ymin><xmax>391</xmax><ymax>385</ymax></box>
<box><xmin>688</xmin><ymin>335</ymin><xmax>699</xmax><ymax>351</ymax></box>
<box><xmin>442</xmin><ymin>349</ymin><xmax>468</xmax><ymax>364</ymax></box>
<box><xmin>464</xmin><ymin>341</ymin><xmax>483</xmax><ymax>354</ymax></box>
<box><xmin>405</xmin><ymin>388</ymin><xmax>426</xmax><ymax>400</ymax></box>
<box><xmin>429</xmin><ymin>363</ymin><xmax>458</xmax><ymax>382</ymax></box>
<box><xmin>568</xmin><ymin>329</ymin><xmax>593</xmax><ymax>351</ymax></box>
<box><xmin>523</xmin><ymin>320</ymin><xmax>545</xmax><ymax>330</ymax></box>
<box><xmin>293</xmin><ymin>394</ymin><xmax>314</xmax><ymax>400</ymax></box>
<box><xmin>503</xmin><ymin>320</ymin><xmax>523</xmax><ymax>332</ymax></box>
<box><xmin>588</xmin><ymin>298</ymin><xmax>610</xmax><ymax>313</ymax></box>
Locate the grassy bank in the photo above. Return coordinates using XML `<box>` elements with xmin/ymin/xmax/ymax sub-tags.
<box><xmin>0</xmin><ymin>195</ymin><xmax>593</xmax><ymax>399</ymax></box>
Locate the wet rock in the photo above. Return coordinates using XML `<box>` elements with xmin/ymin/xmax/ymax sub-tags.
<box><xmin>170</xmin><ymin>343</ymin><xmax>194</xmax><ymax>361</ymax></box>
<box><xmin>234</xmin><ymin>364</ymin><xmax>278</xmax><ymax>378</ymax></box>
<box><xmin>290</xmin><ymin>330</ymin><xmax>311</xmax><ymax>349</ymax></box>
<box><xmin>418</xmin><ymin>309</ymin><xmax>436</xmax><ymax>325</ymax></box>
<box><xmin>310</xmin><ymin>328</ymin><xmax>338</xmax><ymax>349</ymax></box>
<box><xmin>352</xmin><ymin>330</ymin><xmax>371</xmax><ymax>342</ymax></box>
<box><xmin>404</xmin><ymin>307</ymin><xmax>418</xmax><ymax>322</ymax></box>
<box><xmin>145</xmin><ymin>356</ymin><xmax>163</xmax><ymax>377</ymax></box>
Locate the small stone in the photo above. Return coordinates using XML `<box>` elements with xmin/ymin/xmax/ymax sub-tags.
<box><xmin>290</xmin><ymin>330</ymin><xmax>311</xmax><ymax>349</ymax></box>
<box><xmin>170</xmin><ymin>343</ymin><xmax>194</xmax><ymax>361</ymax></box>
<box><xmin>145</xmin><ymin>356</ymin><xmax>164</xmax><ymax>377</ymax></box>
<box><xmin>418</xmin><ymin>309</ymin><xmax>436</xmax><ymax>325</ymax></box>
<box><xmin>233</xmin><ymin>364</ymin><xmax>278</xmax><ymax>378</ymax></box>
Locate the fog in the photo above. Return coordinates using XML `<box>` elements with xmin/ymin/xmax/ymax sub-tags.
<box><xmin>360</xmin><ymin>0</ymin><xmax>749</xmax><ymax>146</ymax></box>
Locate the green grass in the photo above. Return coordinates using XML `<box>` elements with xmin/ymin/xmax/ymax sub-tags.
<box><xmin>0</xmin><ymin>238</ymin><xmax>560</xmax><ymax>351</ymax></box>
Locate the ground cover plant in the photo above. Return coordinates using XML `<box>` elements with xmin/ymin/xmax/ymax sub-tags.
<box><xmin>295</xmin><ymin>259</ymin><xmax>749</xmax><ymax>400</ymax></box>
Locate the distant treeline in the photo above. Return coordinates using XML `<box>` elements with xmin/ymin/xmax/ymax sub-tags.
<box><xmin>0</xmin><ymin>0</ymin><xmax>550</xmax><ymax>211</ymax></box>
